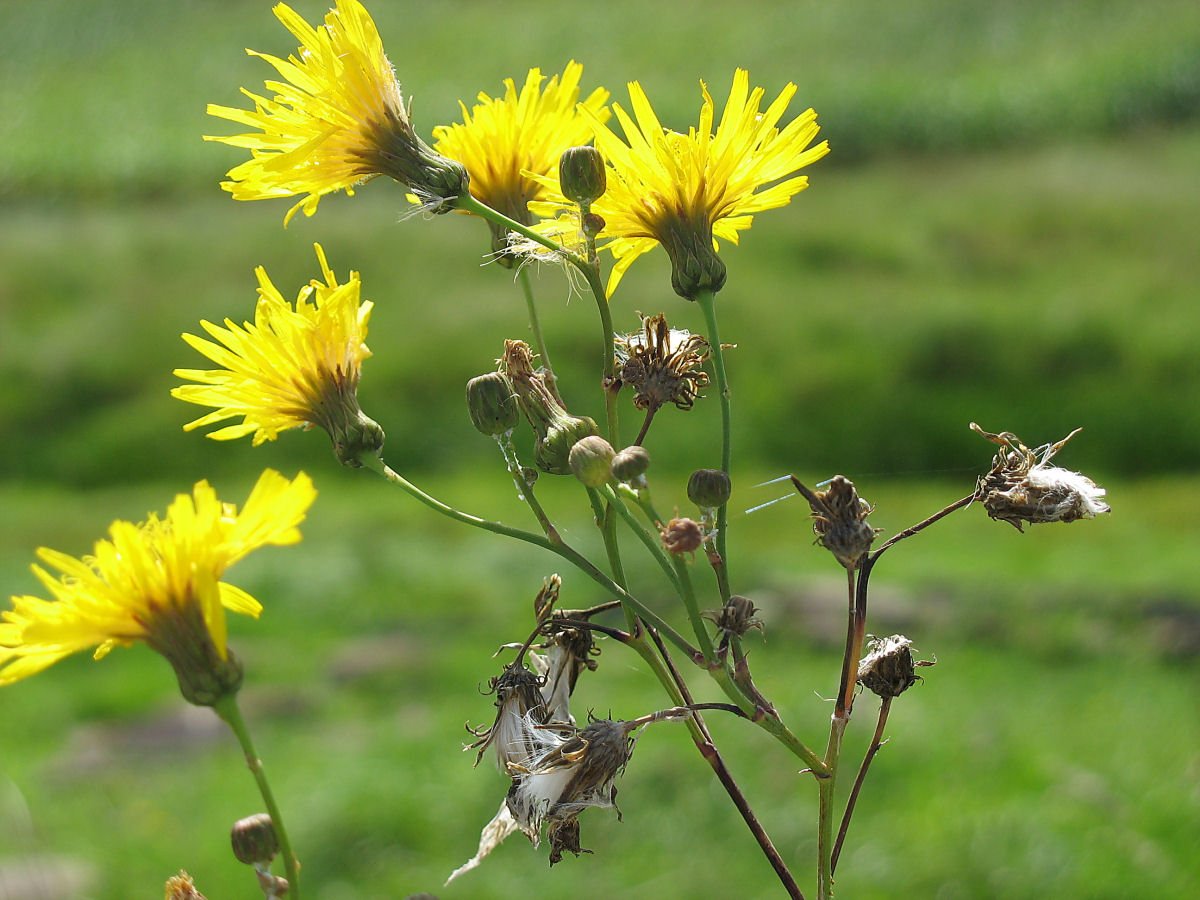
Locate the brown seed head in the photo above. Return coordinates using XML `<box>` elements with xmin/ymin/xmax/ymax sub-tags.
<box><xmin>791</xmin><ymin>475</ymin><xmax>880</xmax><ymax>570</ymax></box>
<box><xmin>660</xmin><ymin>517</ymin><xmax>704</xmax><ymax>555</ymax></box>
<box><xmin>702</xmin><ymin>594</ymin><xmax>763</xmax><ymax>638</ymax></box>
<box><xmin>615</xmin><ymin>313</ymin><xmax>710</xmax><ymax>413</ymax></box>
<box><xmin>857</xmin><ymin>634</ymin><xmax>932</xmax><ymax>699</ymax></box>
<box><xmin>230</xmin><ymin>813</ymin><xmax>279</xmax><ymax>866</ymax></box>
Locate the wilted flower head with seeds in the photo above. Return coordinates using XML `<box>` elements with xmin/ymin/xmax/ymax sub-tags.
<box><xmin>857</xmin><ymin>634</ymin><xmax>932</xmax><ymax>699</ymax></box>
<box><xmin>971</xmin><ymin>423</ymin><xmax>1110</xmax><ymax>531</ymax></box>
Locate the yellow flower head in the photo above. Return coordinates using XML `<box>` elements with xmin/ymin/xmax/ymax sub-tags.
<box><xmin>0</xmin><ymin>470</ymin><xmax>317</xmax><ymax>704</ymax></box>
<box><xmin>206</xmin><ymin>0</ymin><xmax>468</xmax><ymax>224</ymax></box>
<box><xmin>531</xmin><ymin>69</ymin><xmax>830</xmax><ymax>299</ymax></box>
<box><xmin>173</xmin><ymin>244</ymin><xmax>383</xmax><ymax>465</ymax></box>
<box><xmin>432</xmin><ymin>62</ymin><xmax>609</xmax><ymax>256</ymax></box>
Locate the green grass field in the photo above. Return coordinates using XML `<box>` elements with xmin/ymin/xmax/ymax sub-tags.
<box><xmin>1</xmin><ymin>1</ymin><xmax>1199</xmax><ymax>897</ymax></box>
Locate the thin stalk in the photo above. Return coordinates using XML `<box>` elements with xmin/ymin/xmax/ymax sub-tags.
<box><xmin>818</xmin><ymin>567</ymin><xmax>861</xmax><ymax>900</ymax></box>
<box><xmin>602</xmin><ymin>485</ymin><xmax>685</xmax><ymax>598</ymax></box>
<box><xmin>213</xmin><ymin>696</ymin><xmax>299</xmax><ymax>898</ymax></box>
<box><xmin>496</xmin><ymin>433</ymin><xmax>557</xmax><ymax>540</ymax></box>
<box><xmin>633</xmin><ymin>405</ymin><xmax>658</xmax><ymax>446</ymax></box>
<box><xmin>517</xmin><ymin>267</ymin><xmax>560</xmax><ymax>403</ymax></box>
<box><xmin>640</xmin><ymin>627</ymin><xmax>805</xmax><ymax>899</ymax></box>
<box><xmin>703</xmin><ymin>528</ymin><xmax>732</xmax><ymax>603</ymax></box>
<box><xmin>357</xmin><ymin>453</ymin><xmax>698</xmax><ymax>659</ymax></box>
<box><xmin>672</xmin><ymin>554</ymin><xmax>717</xmax><ymax>663</ymax></box>
<box><xmin>695</xmin><ymin>289</ymin><xmax>732</xmax><ymax>578</ymax></box>
<box><xmin>831</xmin><ymin>697</ymin><xmax>892</xmax><ymax>873</ymax></box>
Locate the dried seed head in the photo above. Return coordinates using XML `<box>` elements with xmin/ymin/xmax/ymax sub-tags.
<box><xmin>791</xmin><ymin>475</ymin><xmax>880</xmax><ymax>570</ymax></box>
<box><xmin>468</xmin><ymin>663</ymin><xmax>548</xmax><ymax>770</ymax></box>
<box><xmin>569</xmin><ymin>436</ymin><xmax>616</xmax><ymax>488</ymax></box>
<box><xmin>547</xmin><ymin>815</ymin><xmax>590</xmax><ymax>865</ymax></box>
<box><xmin>230</xmin><ymin>813</ymin><xmax>279</xmax><ymax>866</ymax></box>
<box><xmin>702</xmin><ymin>594</ymin><xmax>763</xmax><ymax>638</ymax></box>
<box><xmin>611</xmin><ymin>445</ymin><xmax>651</xmax><ymax>484</ymax></box>
<box><xmin>615</xmin><ymin>313</ymin><xmax>710</xmax><ymax>414</ymax></box>
<box><xmin>971</xmin><ymin>423</ymin><xmax>1110</xmax><ymax>531</ymax></box>
<box><xmin>537</xmin><ymin>612</ymin><xmax>600</xmax><ymax>724</ymax></box>
<box><xmin>466</xmin><ymin>371</ymin><xmax>519</xmax><ymax>436</ymax></box>
<box><xmin>505</xmin><ymin>718</ymin><xmax>634</xmax><ymax>841</ymax></box>
<box><xmin>857</xmin><ymin>634</ymin><xmax>932</xmax><ymax>699</ymax></box>
<box><xmin>687</xmin><ymin>468</ymin><xmax>731</xmax><ymax>510</ymax></box>
<box><xmin>661</xmin><ymin>517</ymin><xmax>704</xmax><ymax>555</ymax></box>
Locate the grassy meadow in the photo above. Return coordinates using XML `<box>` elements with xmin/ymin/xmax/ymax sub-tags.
<box><xmin>2</xmin><ymin>1</ymin><xmax>1199</xmax><ymax>898</ymax></box>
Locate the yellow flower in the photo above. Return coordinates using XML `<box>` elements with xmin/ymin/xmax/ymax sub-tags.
<box><xmin>432</xmin><ymin>62</ymin><xmax>609</xmax><ymax>255</ymax></box>
<box><xmin>173</xmin><ymin>244</ymin><xmax>383</xmax><ymax>464</ymax></box>
<box><xmin>206</xmin><ymin>0</ymin><xmax>467</xmax><ymax>224</ymax></box>
<box><xmin>530</xmin><ymin>69</ymin><xmax>830</xmax><ymax>299</ymax></box>
<box><xmin>0</xmin><ymin>470</ymin><xmax>317</xmax><ymax>702</ymax></box>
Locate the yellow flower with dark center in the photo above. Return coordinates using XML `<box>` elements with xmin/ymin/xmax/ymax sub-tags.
<box><xmin>0</xmin><ymin>470</ymin><xmax>316</xmax><ymax>701</ymax></box>
<box><xmin>173</xmin><ymin>244</ymin><xmax>382</xmax><ymax>464</ymax></box>
<box><xmin>206</xmin><ymin>0</ymin><xmax>467</xmax><ymax>224</ymax></box>
<box><xmin>530</xmin><ymin>69</ymin><xmax>830</xmax><ymax>299</ymax></box>
<box><xmin>432</xmin><ymin>62</ymin><xmax>609</xmax><ymax>256</ymax></box>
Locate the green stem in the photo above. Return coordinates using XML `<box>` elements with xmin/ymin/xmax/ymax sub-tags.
<box><xmin>213</xmin><ymin>695</ymin><xmax>299</xmax><ymax>898</ymax></box>
<box><xmin>496</xmin><ymin>433</ymin><xmax>558</xmax><ymax>541</ymax></box>
<box><xmin>602</xmin><ymin>485</ymin><xmax>684</xmax><ymax>598</ymax></box>
<box><xmin>517</xmin><ymin>267</ymin><xmax>560</xmax><ymax>403</ymax></box>
<box><xmin>672</xmin><ymin>553</ymin><xmax>717</xmax><ymax>663</ymax></box>
<box><xmin>695</xmin><ymin>289</ymin><xmax>732</xmax><ymax>579</ymax></box>
<box><xmin>357</xmin><ymin>454</ymin><xmax>698</xmax><ymax>659</ymax></box>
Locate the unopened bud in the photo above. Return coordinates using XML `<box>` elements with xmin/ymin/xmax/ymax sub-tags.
<box><xmin>231</xmin><ymin>813</ymin><xmax>279</xmax><ymax>865</ymax></box>
<box><xmin>466</xmin><ymin>372</ymin><xmax>519</xmax><ymax>436</ymax></box>
<box><xmin>687</xmin><ymin>468</ymin><xmax>731</xmax><ymax>509</ymax></box>
<box><xmin>611</xmin><ymin>445</ymin><xmax>651</xmax><ymax>484</ymax></box>
<box><xmin>536</xmin><ymin>415</ymin><xmax>600</xmax><ymax>475</ymax></box>
<box><xmin>661</xmin><ymin>224</ymin><xmax>727</xmax><ymax>299</ymax></box>
<box><xmin>559</xmin><ymin>146</ymin><xmax>607</xmax><ymax>205</ymax></box>
<box><xmin>569</xmin><ymin>436</ymin><xmax>616</xmax><ymax>487</ymax></box>
<box><xmin>661</xmin><ymin>517</ymin><xmax>704</xmax><ymax>555</ymax></box>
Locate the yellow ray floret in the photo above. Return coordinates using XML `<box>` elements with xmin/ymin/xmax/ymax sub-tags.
<box><xmin>433</xmin><ymin>61</ymin><xmax>609</xmax><ymax>226</ymax></box>
<box><xmin>530</xmin><ymin>68</ymin><xmax>830</xmax><ymax>297</ymax></box>
<box><xmin>0</xmin><ymin>471</ymin><xmax>316</xmax><ymax>686</ymax></box>
<box><xmin>173</xmin><ymin>244</ymin><xmax>373</xmax><ymax>446</ymax></box>
<box><xmin>206</xmin><ymin>0</ymin><xmax>465</xmax><ymax>223</ymax></box>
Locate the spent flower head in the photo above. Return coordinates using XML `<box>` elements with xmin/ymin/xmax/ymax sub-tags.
<box><xmin>432</xmin><ymin>62</ymin><xmax>609</xmax><ymax>258</ymax></box>
<box><xmin>206</xmin><ymin>0</ymin><xmax>467</xmax><ymax>224</ymax></box>
<box><xmin>972</xmin><ymin>423</ymin><xmax>1110</xmax><ymax>531</ymax></box>
<box><xmin>791</xmin><ymin>475</ymin><xmax>880</xmax><ymax>570</ymax></box>
<box><xmin>857</xmin><ymin>634</ymin><xmax>933</xmax><ymax>700</ymax></box>
<box><xmin>0</xmin><ymin>471</ymin><xmax>316</xmax><ymax>705</ymax></box>
<box><xmin>530</xmin><ymin>68</ymin><xmax>829</xmax><ymax>298</ymax></box>
<box><xmin>616</xmin><ymin>313</ymin><xmax>710</xmax><ymax>414</ymax></box>
<box><xmin>173</xmin><ymin>244</ymin><xmax>383</xmax><ymax>466</ymax></box>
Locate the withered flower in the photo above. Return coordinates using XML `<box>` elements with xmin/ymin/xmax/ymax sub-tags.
<box><xmin>467</xmin><ymin>662</ymin><xmax>548</xmax><ymax>769</ymax></box>
<box><xmin>791</xmin><ymin>475</ymin><xmax>880</xmax><ymax>570</ymax></box>
<box><xmin>971</xmin><ymin>423</ymin><xmax>1110</xmax><ymax>531</ymax></box>
<box><xmin>703</xmin><ymin>594</ymin><xmax>763</xmax><ymax>639</ymax></box>
<box><xmin>616</xmin><ymin>313</ymin><xmax>710</xmax><ymax>414</ymax></box>
<box><xmin>857</xmin><ymin>634</ymin><xmax>933</xmax><ymax>699</ymax></box>
<box><xmin>661</xmin><ymin>516</ymin><xmax>705</xmax><ymax>556</ymax></box>
<box><xmin>499</xmin><ymin>340</ymin><xmax>598</xmax><ymax>474</ymax></box>
<box><xmin>505</xmin><ymin>718</ymin><xmax>635</xmax><ymax>842</ymax></box>
<box><xmin>535</xmin><ymin>613</ymin><xmax>600</xmax><ymax>724</ymax></box>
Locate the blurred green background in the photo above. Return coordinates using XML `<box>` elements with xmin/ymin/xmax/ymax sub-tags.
<box><xmin>1</xmin><ymin>1</ymin><xmax>1198</xmax><ymax>897</ymax></box>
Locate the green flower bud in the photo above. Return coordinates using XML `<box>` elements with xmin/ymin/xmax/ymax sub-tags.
<box><xmin>611</xmin><ymin>445</ymin><xmax>651</xmax><ymax>483</ymax></box>
<box><xmin>231</xmin><ymin>813</ymin><xmax>279</xmax><ymax>866</ymax></box>
<box><xmin>559</xmin><ymin>146</ymin><xmax>607</xmax><ymax>205</ymax></box>
<box><xmin>660</xmin><ymin>216</ymin><xmax>726</xmax><ymax>299</ymax></box>
<box><xmin>536</xmin><ymin>415</ymin><xmax>600</xmax><ymax>475</ymax></box>
<box><xmin>569</xmin><ymin>435</ymin><xmax>616</xmax><ymax>487</ymax></box>
<box><xmin>466</xmin><ymin>372</ymin><xmax>519</xmax><ymax>436</ymax></box>
<box><xmin>687</xmin><ymin>468</ymin><xmax>731</xmax><ymax>509</ymax></box>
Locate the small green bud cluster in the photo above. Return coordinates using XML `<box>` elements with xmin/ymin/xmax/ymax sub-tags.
<box><xmin>559</xmin><ymin>146</ymin><xmax>607</xmax><ymax>206</ymax></box>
